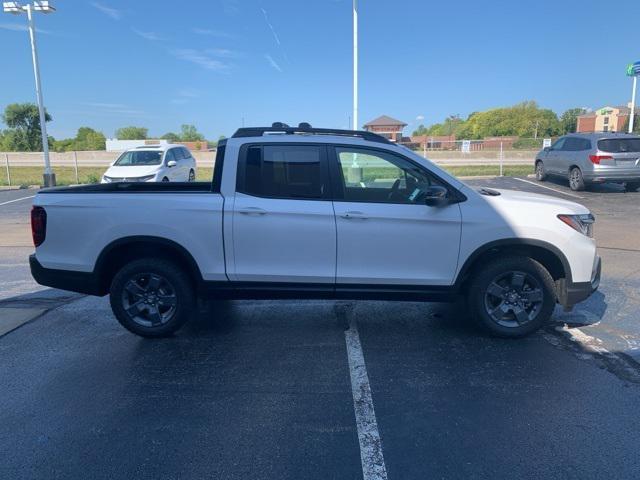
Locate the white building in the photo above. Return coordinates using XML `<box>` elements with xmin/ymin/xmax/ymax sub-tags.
<box><xmin>105</xmin><ymin>139</ymin><xmax>169</xmax><ymax>152</ymax></box>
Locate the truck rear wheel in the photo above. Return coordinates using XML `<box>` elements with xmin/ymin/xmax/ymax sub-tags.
<box><xmin>109</xmin><ymin>258</ymin><xmax>195</xmax><ymax>337</ymax></box>
<box><xmin>468</xmin><ymin>256</ymin><xmax>556</xmax><ymax>338</ymax></box>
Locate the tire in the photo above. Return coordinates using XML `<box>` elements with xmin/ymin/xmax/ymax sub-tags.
<box><xmin>467</xmin><ymin>256</ymin><xmax>556</xmax><ymax>338</ymax></box>
<box><xmin>162</xmin><ymin>177</ymin><xmax>170</xmax><ymax>182</ymax></box>
<box><xmin>568</xmin><ymin>167</ymin><xmax>585</xmax><ymax>191</ymax></box>
<box><xmin>535</xmin><ymin>161</ymin><xmax>547</xmax><ymax>181</ymax></box>
<box><xmin>109</xmin><ymin>258</ymin><xmax>195</xmax><ymax>338</ymax></box>
<box><xmin>625</xmin><ymin>182</ymin><xmax>640</xmax><ymax>192</ymax></box>
<box><xmin>188</xmin><ymin>169</ymin><xmax>195</xmax><ymax>182</ymax></box>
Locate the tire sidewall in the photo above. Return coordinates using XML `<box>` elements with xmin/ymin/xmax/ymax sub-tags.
<box><xmin>110</xmin><ymin>258</ymin><xmax>195</xmax><ymax>337</ymax></box>
<box><xmin>569</xmin><ymin>167</ymin><xmax>585</xmax><ymax>191</ymax></box>
<box><xmin>535</xmin><ymin>161</ymin><xmax>546</xmax><ymax>181</ymax></box>
<box><xmin>468</xmin><ymin>256</ymin><xmax>556</xmax><ymax>338</ymax></box>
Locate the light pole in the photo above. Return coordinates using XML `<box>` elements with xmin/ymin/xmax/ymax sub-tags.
<box><xmin>353</xmin><ymin>0</ymin><xmax>358</xmax><ymax>131</ymax></box>
<box><xmin>627</xmin><ymin>62</ymin><xmax>640</xmax><ymax>134</ymax></box>
<box><xmin>3</xmin><ymin>1</ymin><xmax>56</xmax><ymax>187</ymax></box>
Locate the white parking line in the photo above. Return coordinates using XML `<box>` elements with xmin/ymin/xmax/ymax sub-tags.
<box><xmin>345</xmin><ymin>318</ymin><xmax>388</xmax><ymax>480</ymax></box>
<box><xmin>513</xmin><ymin>178</ymin><xmax>584</xmax><ymax>199</ymax></box>
<box><xmin>0</xmin><ymin>195</ymin><xmax>35</xmax><ymax>206</ymax></box>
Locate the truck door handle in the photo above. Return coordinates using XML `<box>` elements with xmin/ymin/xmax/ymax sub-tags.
<box><xmin>237</xmin><ymin>207</ymin><xmax>267</xmax><ymax>215</ymax></box>
<box><xmin>341</xmin><ymin>211</ymin><xmax>368</xmax><ymax>220</ymax></box>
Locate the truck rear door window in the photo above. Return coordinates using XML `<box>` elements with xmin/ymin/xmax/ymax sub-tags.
<box><xmin>240</xmin><ymin>145</ymin><xmax>326</xmax><ymax>199</ymax></box>
<box><xmin>598</xmin><ymin>138</ymin><xmax>640</xmax><ymax>153</ymax></box>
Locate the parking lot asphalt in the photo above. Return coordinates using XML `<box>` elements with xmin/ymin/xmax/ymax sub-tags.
<box><xmin>0</xmin><ymin>188</ymin><xmax>41</xmax><ymax>300</ymax></box>
<box><xmin>1</xmin><ymin>178</ymin><xmax>640</xmax><ymax>479</ymax></box>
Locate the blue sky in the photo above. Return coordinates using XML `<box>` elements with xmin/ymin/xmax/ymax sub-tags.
<box><xmin>1</xmin><ymin>0</ymin><xmax>639</xmax><ymax>139</ymax></box>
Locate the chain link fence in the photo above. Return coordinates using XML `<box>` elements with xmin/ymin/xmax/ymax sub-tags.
<box><xmin>1</xmin><ymin>139</ymin><xmax>543</xmax><ymax>186</ymax></box>
<box><xmin>0</xmin><ymin>150</ymin><xmax>216</xmax><ymax>187</ymax></box>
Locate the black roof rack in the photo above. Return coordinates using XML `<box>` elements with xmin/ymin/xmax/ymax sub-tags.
<box><xmin>231</xmin><ymin>122</ymin><xmax>392</xmax><ymax>144</ymax></box>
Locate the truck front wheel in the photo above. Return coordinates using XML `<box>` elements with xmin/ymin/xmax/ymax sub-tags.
<box><xmin>468</xmin><ymin>256</ymin><xmax>556</xmax><ymax>338</ymax></box>
<box><xmin>109</xmin><ymin>258</ymin><xmax>195</xmax><ymax>337</ymax></box>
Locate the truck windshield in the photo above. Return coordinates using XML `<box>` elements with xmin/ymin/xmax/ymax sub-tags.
<box><xmin>114</xmin><ymin>151</ymin><xmax>163</xmax><ymax>166</ymax></box>
<box><xmin>597</xmin><ymin>138</ymin><xmax>640</xmax><ymax>153</ymax></box>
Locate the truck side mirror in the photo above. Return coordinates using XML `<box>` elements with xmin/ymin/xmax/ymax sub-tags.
<box><xmin>424</xmin><ymin>185</ymin><xmax>449</xmax><ymax>207</ymax></box>
<box><xmin>167</xmin><ymin>160</ymin><xmax>177</xmax><ymax>168</ymax></box>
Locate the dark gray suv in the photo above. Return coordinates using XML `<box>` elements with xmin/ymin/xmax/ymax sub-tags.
<box><xmin>534</xmin><ymin>133</ymin><xmax>640</xmax><ymax>191</ymax></box>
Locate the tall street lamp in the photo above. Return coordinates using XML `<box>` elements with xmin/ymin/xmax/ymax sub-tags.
<box><xmin>353</xmin><ymin>0</ymin><xmax>358</xmax><ymax>131</ymax></box>
<box><xmin>627</xmin><ymin>61</ymin><xmax>640</xmax><ymax>134</ymax></box>
<box><xmin>3</xmin><ymin>1</ymin><xmax>56</xmax><ymax>187</ymax></box>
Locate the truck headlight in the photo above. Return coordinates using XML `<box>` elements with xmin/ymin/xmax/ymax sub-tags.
<box><xmin>557</xmin><ymin>213</ymin><xmax>594</xmax><ymax>237</ymax></box>
<box><xmin>102</xmin><ymin>175</ymin><xmax>112</xmax><ymax>183</ymax></box>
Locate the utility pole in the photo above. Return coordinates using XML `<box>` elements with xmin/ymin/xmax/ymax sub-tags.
<box><xmin>630</xmin><ymin>76</ymin><xmax>637</xmax><ymax>133</ymax></box>
<box><xmin>4</xmin><ymin>1</ymin><xmax>57</xmax><ymax>186</ymax></box>
<box><xmin>627</xmin><ymin>62</ymin><xmax>640</xmax><ymax>133</ymax></box>
<box><xmin>353</xmin><ymin>0</ymin><xmax>358</xmax><ymax>131</ymax></box>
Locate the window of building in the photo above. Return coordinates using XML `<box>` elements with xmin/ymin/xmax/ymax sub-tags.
<box><xmin>603</xmin><ymin>116</ymin><xmax>609</xmax><ymax>125</ymax></box>
<box><xmin>239</xmin><ymin>145</ymin><xmax>325</xmax><ymax>199</ymax></box>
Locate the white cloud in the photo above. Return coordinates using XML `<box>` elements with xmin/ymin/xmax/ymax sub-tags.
<box><xmin>264</xmin><ymin>54</ymin><xmax>282</xmax><ymax>72</ymax></box>
<box><xmin>0</xmin><ymin>23</ymin><xmax>50</xmax><ymax>34</ymax></box>
<box><xmin>205</xmin><ymin>48</ymin><xmax>240</xmax><ymax>58</ymax></box>
<box><xmin>416</xmin><ymin>114</ymin><xmax>425</xmax><ymax>121</ymax></box>
<box><xmin>82</xmin><ymin>103</ymin><xmax>146</xmax><ymax>116</ymax></box>
<box><xmin>91</xmin><ymin>2</ymin><xmax>121</xmax><ymax>20</ymax></box>
<box><xmin>177</xmin><ymin>88</ymin><xmax>199</xmax><ymax>98</ymax></box>
<box><xmin>170</xmin><ymin>49</ymin><xmax>230</xmax><ymax>72</ymax></box>
<box><xmin>192</xmin><ymin>28</ymin><xmax>234</xmax><ymax>38</ymax></box>
<box><xmin>132</xmin><ymin>28</ymin><xmax>160</xmax><ymax>41</ymax></box>
<box><xmin>222</xmin><ymin>0</ymin><xmax>240</xmax><ymax>15</ymax></box>
<box><xmin>84</xmin><ymin>102</ymin><xmax>128</xmax><ymax>109</ymax></box>
<box><xmin>261</xmin><ymin>8</ymin><xmax>281</xmax><ymax>46</ymax></box>
<box><xmin>170</xmin><ymin>89</ymin><xmax>200</xmax><ymax>104</ymax></box>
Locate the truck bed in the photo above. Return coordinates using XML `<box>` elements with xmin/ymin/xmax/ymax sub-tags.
<box><xmin>39</xmin><ymin>182</ymin><xmax>214</xmax><ymax>194</ymax></box>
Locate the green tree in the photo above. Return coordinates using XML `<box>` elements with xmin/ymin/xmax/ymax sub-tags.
<box><xmin>179</xmin><ymin>124</ymin><xmax>205</xmax><ymax>142</ymax></box>
<box><xmin>161</xmin><ymin>132</ymin><xmax>180</xmax><ymax>143</ymax></box>
<box><xmin>52</xmin><ymin>127</ymin><xmax>106</xmax><ymax>152</ymax></box>
<box><xmin>1</xmin><ymin>103</ymin><xmax>52</xmax><ymax>151</ymax></box>
<box><xmin>560</xmin><ymin>108</ymin><xmax>587</xmax><ymax>134</ymax></box>
<box><xmin>75</xmin><ymin>127</ymin><xmax>106</xmax><ymax>150</ymax></box>
<box><xmin>115</xmin><ymin>126</ymin><xmax>148</xmax><ymax>140</ymax></box>
<box><xmin>416</xmin><ymin>101</ymin><xmax>562</xmax><ymax>140</ymax></box>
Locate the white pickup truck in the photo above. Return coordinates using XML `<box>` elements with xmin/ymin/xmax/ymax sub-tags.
<box><xmin>30</xmin><ymin>124</ymin><xmax>601</xmax><ymax>338</ymax></box>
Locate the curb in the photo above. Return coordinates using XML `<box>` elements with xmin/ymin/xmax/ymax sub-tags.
<box><xmin>0</xmin><ymin>291</ymin><xmax>84</xmax><ymax>338</ymax></box>
<box><xmin>0</xmin><ymin>185</ymin><xmax>40</xmax><ymax>190</ymax></box>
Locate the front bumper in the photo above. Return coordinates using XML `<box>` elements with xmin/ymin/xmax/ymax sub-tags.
<box><xmin>557</xmin><ymin>256</ymin><xmax>601</xmax><ymax>309</ymax></box>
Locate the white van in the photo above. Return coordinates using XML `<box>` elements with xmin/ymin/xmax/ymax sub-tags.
<box><xmin>102</xmin><ymin>145</ymin><xmax>196</xmax><ymax>183</ymax></box>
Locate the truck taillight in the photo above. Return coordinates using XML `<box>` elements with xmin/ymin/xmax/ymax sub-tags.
<box><xmin>589</xmin><ymin>154</ymin><xmax>612</xmax><ymax>165</ymax></box>
<box><xmin>31</xmin><ymin>206</ymin><xmax>47</xmax><ymax>247</ymax></box>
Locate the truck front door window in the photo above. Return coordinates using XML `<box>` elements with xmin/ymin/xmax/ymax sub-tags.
<box><xmin>336</xmin><ymin>148</ymin><xmax>436</xmax><ymax>204</ymax></box>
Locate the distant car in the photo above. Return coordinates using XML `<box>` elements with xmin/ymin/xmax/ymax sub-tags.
<box><xmin>101</xmin><ymin>145</ymin><xmax>196</xmax><ymax>183</ymax></box>
<box><xmin>534</xmin><ymin>132</ymin><xmax>640</xmax><ymax>191</ymax></box>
